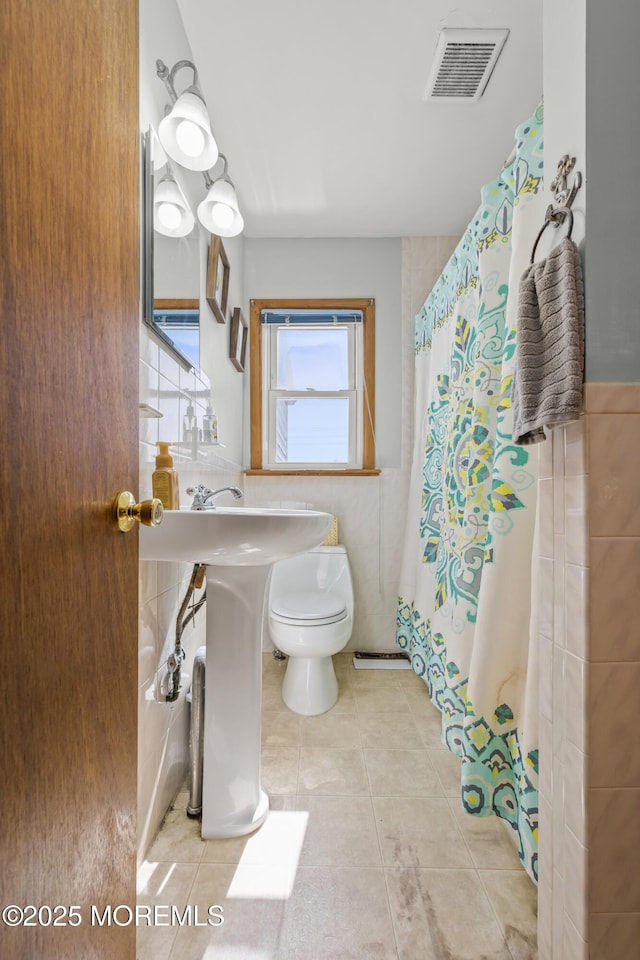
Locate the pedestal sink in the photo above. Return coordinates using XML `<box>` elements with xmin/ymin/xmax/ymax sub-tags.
<box><xmin>139</xmin><ymin>506</ymin><xmax>332</xmax><ymax>838</ymax></box>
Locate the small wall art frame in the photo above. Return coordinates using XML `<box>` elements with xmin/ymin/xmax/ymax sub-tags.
<box><xmin>206</xmin><ymin>235</ymin><xmax>230</xmax><ymax>324</ymax></box>
<box><xmin>229</xmin><ymin>307</ymin><xmax>248</xmax><ymax>372</ymax></box>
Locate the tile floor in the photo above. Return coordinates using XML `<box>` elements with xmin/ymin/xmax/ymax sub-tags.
<box><xmin>138</xmin><ymin>653</ymin><xmax>538</xmax><ymax>960</ymax></box>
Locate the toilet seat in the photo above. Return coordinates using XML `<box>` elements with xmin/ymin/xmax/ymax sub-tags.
<box><xmin>270</xmin><ymin>590</ymin><xmax>347</xmax><ymax>626</ymax></box>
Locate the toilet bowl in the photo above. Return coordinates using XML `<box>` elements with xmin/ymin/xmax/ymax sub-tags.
<box><xmin>268</xmin><ymin>545</ymin><xmax>354</xmax><ymax>715</ymax></box>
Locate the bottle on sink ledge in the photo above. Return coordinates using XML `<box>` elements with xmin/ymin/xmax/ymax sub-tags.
<box><xmin>152</xmin><ymin>441</ymin><xmax>180</xmax><ymax>510</ymax></box>
<box><xmin>183</xmin><ymin>403</ymin><xmax>197</xmax><ymax>444</ymax></box>
<box><xmin>202</xmin><ymin>402</ymin><xmax>218</xmax><ymax>444</ymax></box>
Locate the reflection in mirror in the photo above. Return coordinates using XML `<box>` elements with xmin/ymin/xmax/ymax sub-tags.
<box><xmin>142</xmin><ymin>127</ymin><xmax>201</xmax><ymax>370</ymax></box>
<box><xmin>153</xmin><ymin>299</ymin><xmax>200</xmax><ymax>367</ymax></box>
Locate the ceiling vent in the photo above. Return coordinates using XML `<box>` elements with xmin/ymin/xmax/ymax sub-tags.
<box><xmin>424</xmin><ymin>28</ymin><xmax>509</xmax><ymax>102</ymax></box>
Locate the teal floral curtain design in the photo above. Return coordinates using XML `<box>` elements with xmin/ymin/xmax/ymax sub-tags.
<box><xmin>397</xmin><ymin>104</ymin><xmax>544</xmax><ymax>883</ymax></box>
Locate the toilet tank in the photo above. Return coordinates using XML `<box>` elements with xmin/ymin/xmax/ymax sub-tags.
<box><xmin>269</xmin><ymin>545</ymin><xmax>353</xmax><ymax>615</ymax></box>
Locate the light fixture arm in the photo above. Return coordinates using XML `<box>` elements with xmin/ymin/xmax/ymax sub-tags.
<box><xmin>203</xmin><ymin>154</ymin><xmax>234</xmax><ymax>190</ymax></box>
<box><xmin>156</xmin><ymin>58</ymin><xmax>202</xmax><ymax>104</ymax></box>
<box><xmin>157</xmin><ymin>157</ymin><xmax>177</xmax><ymax>185</ymax></box>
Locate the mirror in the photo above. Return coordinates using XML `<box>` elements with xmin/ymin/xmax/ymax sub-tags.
<box><xmin>142</xmin><ymin>127</ymin><xmax>201</xmax><ymax>369</ymax></box>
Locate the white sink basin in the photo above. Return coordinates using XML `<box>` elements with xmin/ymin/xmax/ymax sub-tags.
<box><xmin>139</xmin><ymin>506</ymin><xmax>333</xmax><ymax>566</ymax></box>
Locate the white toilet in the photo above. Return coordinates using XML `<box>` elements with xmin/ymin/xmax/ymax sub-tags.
<box><xmin>268</xmin><ymin>545</ymin><xmax>354</xmax><ymax>715</ymax></box>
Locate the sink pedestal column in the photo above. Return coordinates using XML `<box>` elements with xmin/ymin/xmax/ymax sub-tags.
<box><xmin>201</xmin><ymin>563</ymin><xmax>270</xmax><ymax>839</ymax></box>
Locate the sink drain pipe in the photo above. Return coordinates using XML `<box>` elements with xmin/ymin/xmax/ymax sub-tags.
<box><xmin>166</xmin><ymin>563</ymin><xmax>206</xmax><ymax>703</ymax></box>
<box><xmin>187</xmin><ymin>646</ymin><xmax>206</xmax><ymax>817</ymax></box>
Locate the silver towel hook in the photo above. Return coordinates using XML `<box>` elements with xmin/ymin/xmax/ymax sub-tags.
<box><xmin>550</xmin><ymin>155</ymin><xmax>582</xmax><ymax>209</ymax></box>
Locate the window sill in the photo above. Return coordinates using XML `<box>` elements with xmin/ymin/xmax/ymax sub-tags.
<box><xmin>244</xmin><ymin>469</ymin><xmax>381</xmax><ymax>477</ymax></box>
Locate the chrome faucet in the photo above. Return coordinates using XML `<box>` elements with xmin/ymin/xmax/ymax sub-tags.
<box><xmin>186</xmin><ymin>484</ymin><xmax>244</xmax><ymax>510</ymax></box>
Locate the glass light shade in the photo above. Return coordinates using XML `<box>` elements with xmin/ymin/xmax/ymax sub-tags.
<box><xmin>211</xmin><ymin>203</ymin><xmax>234</xmax><ymax>229</ymax></box>
<box><xmin>197</xmin><ymin>178</ymin><xmax>244</xmax><ymax>237</ymax></box>
<box><xmin>157</xmin><ymin>201</ymin><xmax>182</xmax><ymax>230</ymax></box>
<box><xmin>153</xmin><ymin>179</ymin><xmax>195</xmax><ymax>237</ymax></box>
<box><xmin>158</xmin><ymin>90</ymin><xmax>218</xmax><ymax>171</ymax></box>
<box><xmin>175</xmin><ymin>119</ymin><xmax>205</xmax><ymax>158</ymax></box>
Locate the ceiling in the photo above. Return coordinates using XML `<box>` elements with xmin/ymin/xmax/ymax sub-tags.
<box><xmin>176</xmin><ymin>0</ymin><xmax>542</xmax><ymax>239</ymax></box>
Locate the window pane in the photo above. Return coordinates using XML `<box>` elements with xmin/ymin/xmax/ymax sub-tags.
<box><xmin>276</xmin><ymin>328</ymin><xmax>349</xmax><ymax>390</ymax></box>
<box><xmin>162</xmin><ymin>327</ymin><xmax>199</xmax><ymax>367</ymax></box>
<box><xmin>275</xmin><ymin>398</ymin><xmax>349</xmax><ymax>463</ymax></box>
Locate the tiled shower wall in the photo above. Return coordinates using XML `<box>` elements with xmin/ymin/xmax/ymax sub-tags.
<box><xmin>583</xmin><ymin>384</ymin><xmax>640</xmax><ymax>957</ymax></box>
<box><xmin>137</xmin><ymin>324</ymin><xmax>243</xmax><ymax>861</ymax></box>
<box><xmin>537</xmin><ymin>384</ymin><xmax>640</xmax><ymax>959</ymax></box>
<box><xmin>536</xmin><ymin>416</ymin><xmax>590</xmax><ymax>959</ymax></box>
<box><xmin>244</xmin><ymin>237</ymin><xmax>459</xmax><ymax>653</ymax></box>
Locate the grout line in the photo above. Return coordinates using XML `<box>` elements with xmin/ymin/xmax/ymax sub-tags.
<box><xmin>163</xmin><ymin>851</ymin><xmax>201</xmax><ymax>960</ymax></box>
<box><xmin>362</xmin><ymin>743</ymin><xmax>376</xmax><ymax>802</ymax></box>
<box><xmin>163</xmin><ymin>920</ymin><xmax>183</xmax><ymax>959</ymax></box>
<box><xmin>380</xmin><ymin>867</ymin><xmax>403</xmax><ymax>960</ymax></box>
<box><xmin>476</xmin><ymin>868</ymin><xmax>517</xmax><ymax>960</ymax></box>
<box><xmin>293</xmin><ymin>744</ymin><xmax>302</xmax><ymax>800</ymax></box>
<box><xmin>444</xmin><ymin>795</ymin><xmax>476</xmax><ymax>864</ymax></box>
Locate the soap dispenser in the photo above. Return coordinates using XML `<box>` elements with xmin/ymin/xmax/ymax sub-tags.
<box><xmin>152</xmin><ymin>442</ymin><xmax>180</xmax><ymax>510</ymax></box>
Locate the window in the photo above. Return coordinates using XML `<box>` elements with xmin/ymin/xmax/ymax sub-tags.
<box><xmin>249</xmin><ymin>299</ymin><xmax>377</xmax><ymax>474</ymax></box>
<box><xmin>153</xmin><ymin>299</ymin><xmax>200</xmax><ymax>368</ymax></box>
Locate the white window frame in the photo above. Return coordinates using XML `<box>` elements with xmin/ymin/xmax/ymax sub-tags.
<box><xmin>262</xmin><ymin>321</ymin><xmax>363</xmax><ymax>470</ymax></box>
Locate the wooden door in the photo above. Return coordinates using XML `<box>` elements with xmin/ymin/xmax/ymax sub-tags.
<box><xmin>0</xmin><ymin>1</ymin><xmax>139</xmax><ymax>957</ymax></box>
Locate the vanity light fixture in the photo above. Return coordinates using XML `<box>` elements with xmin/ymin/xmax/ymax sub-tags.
<box><xmin>153</xmin><ymin>169</ymin><xmax>195</xmax><ymax>237</ymax></box>
<box><xmin>156</xmin><ymin>59</ymin><xmax>218</xmax><ymax>171</ymax></box>
<box><xmin>197</xmin><ymin>154</ymin><xmax>244</xmax><ymax>238</ymax></box>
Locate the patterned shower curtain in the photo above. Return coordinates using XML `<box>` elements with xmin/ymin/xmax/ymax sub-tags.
<box><xmin>397</xmin><ymin>104</ymin><xmax>544</xmax><ymax>882</ymax></box>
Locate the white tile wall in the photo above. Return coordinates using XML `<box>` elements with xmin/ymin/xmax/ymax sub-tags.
<box><xmin>536</xmin><ymin>417</ymin><xmax>589</xmax><ymax>958</ymax></box>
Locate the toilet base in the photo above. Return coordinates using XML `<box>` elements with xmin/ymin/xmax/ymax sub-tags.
<box><xmin>282</xmin><ymin>655</ymin><xmax>338</xmax><ymax>715</ymax></box>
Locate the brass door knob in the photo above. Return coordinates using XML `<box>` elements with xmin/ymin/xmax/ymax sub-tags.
<box><xmin>113</xmin><ymin>491</ymin><xmax>164</xmax><ymax>532</ymax></box>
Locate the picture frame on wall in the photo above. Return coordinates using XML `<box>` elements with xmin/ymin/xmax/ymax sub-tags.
<box><xmin>206</xmin><ymin>235</ymin><xmax>230</xmax><ymax>324</ymax></box>
<box><xmin>229</xmin><ymin>307</ymin><xmax>248</xmax><ymax>372</ymax></box>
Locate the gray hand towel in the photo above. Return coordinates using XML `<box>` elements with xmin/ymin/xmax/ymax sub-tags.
<box><xmin>512</xmin><ymin>236</ymin><xmax>584</xmax><ymax>445</ymax></box>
